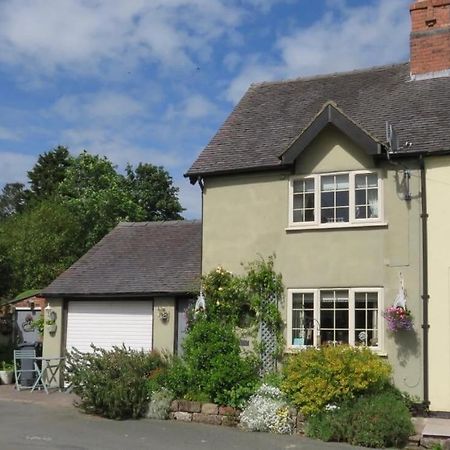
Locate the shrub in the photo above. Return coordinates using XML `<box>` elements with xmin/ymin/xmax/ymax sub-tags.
<box><xmin>67</xmin><ymin>345</ymin><xmax>164</xmax><ymax>419</ymax></box>
<box><xmin>306</xmin><ymin>391</ymin><xmax>414</xmax><ymax>448</ymax></box>
<box><xmin>147</xmin><ymin>388</ymin><xmax>174</xmax><ymax>420</ymax></box>
<box><xmin>282</xmin><ymin>346</ymin><xmax>391</xmax><ymax>416</ymax></box>
<box><xmin>240</xmin><ymin>384</ymin><xmax>293</xmax><ymax>434</ymax></box>
<box><xmin>182</xmin><ymin>316</ymin><xmax>260</xmax><ymax>406</ymax></box>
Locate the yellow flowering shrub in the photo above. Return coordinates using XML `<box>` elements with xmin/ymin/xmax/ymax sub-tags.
<box><xmin>282</xmin><ymin>346</ymin><xmax>391</xmax><ymax>416</ymax></box>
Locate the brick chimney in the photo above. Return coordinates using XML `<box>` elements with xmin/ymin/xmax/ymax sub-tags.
<box><xmin>410</xmin><ymin>0</ymin><xmax>450</xmax><ymax>79</ymax></box>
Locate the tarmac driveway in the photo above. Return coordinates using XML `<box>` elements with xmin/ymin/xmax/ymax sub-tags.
<box><xmin>0</xmin><ymin>390</ymin><xmax>365</xmax><ymax>450</ymax></box>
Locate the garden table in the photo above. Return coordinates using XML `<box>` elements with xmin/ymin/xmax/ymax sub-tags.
<box><xmin>31</xmin><ymin>356</ymin><xmax>65</xmax><ymax>394</ymax></box>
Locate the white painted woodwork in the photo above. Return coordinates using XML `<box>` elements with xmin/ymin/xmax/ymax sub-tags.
<box><xmin>66</xmin><ymin>300</ymin><xmax>153</xmax><ymax>353</ymax></box>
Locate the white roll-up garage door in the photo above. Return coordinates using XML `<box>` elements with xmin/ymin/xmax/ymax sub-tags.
<box><xmin>66</xmin><ymin>300</ymin><xmax>153</xmax><ymax>353</ymax></box>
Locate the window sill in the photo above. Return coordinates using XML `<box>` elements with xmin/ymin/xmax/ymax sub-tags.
<box><xmin>285</xmin><ymin>347</ymin><xmax>387</xmax><ymax>357</ymax></box>
<box><xmin>285</xmin><ymin>222</ymin><xmax>388</xmax><ymax>232</ymax></box>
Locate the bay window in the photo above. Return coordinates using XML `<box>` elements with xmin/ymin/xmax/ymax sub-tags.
<box><xmin>287</xmin><ymin>288</ymin><xmax>383</xmax><ymax>350</ymax></box>
<box><xmin>290</xmin><ymin>170</ymin><xmax>383</xmax><ymax>228</ymax></box>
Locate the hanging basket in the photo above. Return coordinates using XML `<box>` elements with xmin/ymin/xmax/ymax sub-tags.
<box><xmin>383</xmin><ymin>306</ymin><xmax>414</xmax><ymax>332</ymax></box>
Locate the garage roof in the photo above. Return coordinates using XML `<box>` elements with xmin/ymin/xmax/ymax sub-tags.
<box><xmin>42</xmin><ymin>220</ymin><xmax>201</xmax><ymax>297</ymax></box>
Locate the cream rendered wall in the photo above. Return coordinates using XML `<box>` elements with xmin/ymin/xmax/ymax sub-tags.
<box><xmin>202</xmin><ymin>126</ymin><xmax>424</xmax><ymax>400</ymax></box>
<box><xmin>42</xmin><ymin>298</ymin><xmax>64</xmax><ymax>387</ymax></box>
<box><xmin>425</xmin><ymin>156</ymin><xmax>450</xmax><ymax>412</ymax></box>
<box><xmin>153</xmin><ymin>297</ymin><xmax>175</xmax><ymax>354</ymax></box>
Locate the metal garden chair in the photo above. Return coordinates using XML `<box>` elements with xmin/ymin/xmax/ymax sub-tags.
<box><xmin>13</xmin><ymin>349</ymin><xmax>38</xmax><ymax>391</ymax></box>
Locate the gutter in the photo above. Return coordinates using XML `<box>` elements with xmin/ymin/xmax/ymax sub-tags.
<box><xmin>420</xmin><ymin>154</ymin><xmax>430</xmax><ymax>410</ymax></box>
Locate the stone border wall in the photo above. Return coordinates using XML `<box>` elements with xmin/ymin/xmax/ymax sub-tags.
<box><xmin>168</xmin><ymin>399</ymin><xmax>306</xmax><ymax>432</ymax></box>
<box><xmin>169</xmin><ymin>400</ymin><xmax>240</xmax><ymax>427</ymax></box>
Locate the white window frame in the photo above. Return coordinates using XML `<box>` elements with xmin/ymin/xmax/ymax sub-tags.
<box><xmin>287</xmin><ymin>288</ymin><xmax>384</xmax><ymax>352</ymax></box>
<box><xmin>288</xmin><ymin>170</ymin><xmax>384</xmax><ymax>229</ymax></box>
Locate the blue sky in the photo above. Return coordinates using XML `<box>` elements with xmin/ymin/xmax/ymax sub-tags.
<box><xmin>0</xmin><ymin>0</ymin><xmax>411</xmax><ymax>218</ymax></box>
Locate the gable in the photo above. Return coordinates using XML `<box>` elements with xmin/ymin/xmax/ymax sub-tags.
<box><xmin>294</xmin><ymin>125</ymin><xmax>376</xmax><ymax>175</ymax></box>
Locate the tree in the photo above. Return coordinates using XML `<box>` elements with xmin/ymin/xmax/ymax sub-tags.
<box><xmin>125</xmin><ymin>163</ymin><xmax>184</xmax><ymax>221</ymax></box>
<box><xmin>0</xmin><ymin>200</ymin><xmax>84</xmax><ymax>297</ymax></box>
<box><xmin>27</xmin><ymin>146</ymin><xmax>72</xmax><ymax>199</ymax></box>
<box><xmin>57</xmin><ymin>152</ymin><xmax>145</xmax><ymax>249</ymax></box>
<box><xmin>0</xmin><ymin>183</ymin><xmax>29</xmax><ymax>219</ymax></box>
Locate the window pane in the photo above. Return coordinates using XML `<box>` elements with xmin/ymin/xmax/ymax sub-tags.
<box><xmin>321</xmin><ymin>176</ymin><xmax>335</xmax><ymax>191</ymax></box>
<box><xmin>335</xmin><ymin>330</ymin><xmax>349</xmax><ymax>344</ymax></box>
<box><xmin>367</xmin><ymin>293</ymin><xmax>378</xmax><ymax>308</ymax></box>
<box><xmin>293</xmin><ymin>210</ymin><xmax>303</xmax><ymax>222</ymax></box>
<box><xmin>367</xmin><ymin>173</ymin><xmax>378</xmax><ymax>187</ymax></box>
<box><xmin>320</xmin><ymin>291</ymin><xmax>335</xmax><ymax>307</ymax></box>
<box><xmin>355</xmin><ymin>174</ymin><xmax>367</xmax><ymax>189</ymax></box>
<box><xmin>305</xmin><ymin>193</ymin><xmax>314</xmax><ymax>209</ymax></box>
<box><xmin>293</xmin><ymin>179</ymin><xmax>315</xmax><ymax>223</ymax></box>
<box><xmin>336</xmin><ymin>191</ymin><xmax>349</xmax><ymax>207</ymax></box>
<box><xmin>336</xmin><ymin>207</ymin><xmax>349</xmax><ymax>222</ymax></box>
<box><xmin>355</xmin><ymin>293</ymin><xmax>366</xmax><ymax>309</ymax></box>
<box><xmin>293</xmin><ymin>293</ymin><xmax>313</xmax><ymax>309</ymax></box>
<box><xmin>336</xmin><ymin>174</ymin><xmax>349</xmax><ymax>189</ymax></box>
<box><xmin>321</xmin><ymin>310</ymin><xmax>334</xmax><ymax>328</ymax></box>
<box><xmin>321</xmin><ymin>208</ymin><xmax>334</xmax><ymax>223</ymax></box>
<box><xmin>335</xmin><ymin>310</ymin><xmax>349</xmax><ymax>328</ymax></box>
<box><xmin>293</xmin><ymin>194</ymin><xmax>303</xmax><ymax>209</ymax></box>
<box><xmin>293</xmin><ymin>180</ymin><xmax>303</xmax><ymax>193</ymax></box>
<box><xmin>368</xmin><ymin>189</ymin><xmax>378</xmax><ymax>218</ymax></box>
<box><xmin>305</xmin><ymin>209</ymin><xmax>315</xmax><ymax>222</ymax></box>
<box><xmin>305</xmin><ymin>178</ymin><xmax>315</xmax><ymax>192</ymax></box>
<box><xmin>353</xmin><ymin>291</ymin><xmax>379</xmax><ymax>347</ymax></box>
<box><xmin>355</xmin><ymin>189</ymin><xmax>366</xmax><ymax>205</ymax></box>
<box><xmin>321</xmin><ymin>192</ymin><xmax>334</xmax><ymax>208</ymax></box>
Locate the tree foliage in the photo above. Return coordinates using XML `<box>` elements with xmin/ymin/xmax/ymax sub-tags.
<box><xmin>27</xmin><ymin>146</ymin><xmax>72</xmax><ymax>199</ymax></box>
<box><xmin>0</xmin><ymin>200</ymin><xmax>83</xmax><ymax>296</ymax></box>
<box><xmin>0</xmin><ymin>183</ymin><xmax>29</xmax><ymax>219</ymax></box>
<box><xmin>0</xmin><ymin>146</ymin><xmax>185</xmax><ymax>298</ymax></box>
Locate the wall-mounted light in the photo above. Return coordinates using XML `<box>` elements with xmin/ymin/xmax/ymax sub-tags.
<box><xmin>158</xmin><ymin>307</ymin><xmax>170</xmax><ymax>322</ymax></box>
<box><xmin>45</xmin><ymin>303</ymin><xmax>57</xmax><ymax>335</ymax></box>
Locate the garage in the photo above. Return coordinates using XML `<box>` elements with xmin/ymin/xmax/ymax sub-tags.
<box><xmin>66</xmin><ymin>300</ymin><xmax>153</xmax><ymax>353</ymax></box>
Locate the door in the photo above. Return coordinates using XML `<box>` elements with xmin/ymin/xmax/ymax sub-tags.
<box><xmin>176</xmin><ymin>298</ymin><xmax>193</xmax><ymax>356</ymax></box>
<box><xmin>15</xmin><ymin>309</ymin><xmax>40</xmax><ymax>344</ymax></box>
<box><xmin>66</xmin><ymin>300</ymin><xmax>153</xmax><ymax>353</ymax></box>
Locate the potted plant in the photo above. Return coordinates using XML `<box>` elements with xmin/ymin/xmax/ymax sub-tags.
<box><xmin>383</xmin><ymin>306</ymin><xmax>414</xmax><ymax>332</ymax></box>
<box><xmin>0</xmin><ymin>361</ymin><xmax>14</xmax><ymax>385</ymax></box>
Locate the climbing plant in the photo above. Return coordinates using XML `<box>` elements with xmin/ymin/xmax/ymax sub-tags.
<box><xmin>199</xmin><ymin>255</ymin><xmax>285</xmax><ymax>358</ymax></box>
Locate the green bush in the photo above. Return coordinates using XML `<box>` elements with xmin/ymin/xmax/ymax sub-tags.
<box><xmin>147</xmin><ymin>388</ymin><xmax>174</xmax><ymax>420</ymax></box>
<box><xmin>306</xmin><ymin>391</ymin><xmax>414</xmax><ymax>448</ymax></box>
<box><xmin>182</xmin><ymin>316</ymin><xmax>260</xmax><ymax>406</ymax></box>
<box><xmin>67</xmin><ymin>345</ymin><xmax>164</xmax><ymax>419</ymax></box>
<box><xmin>282</xmin><ymin>346</ymin><xmax>391</xmax><ymax>415</ymax></box>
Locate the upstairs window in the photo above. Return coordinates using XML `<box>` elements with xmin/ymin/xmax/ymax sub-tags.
<box><xmin>290</xmin><ymin>171</ymin><xmax>383</xmax><ymax>228</ymax></box>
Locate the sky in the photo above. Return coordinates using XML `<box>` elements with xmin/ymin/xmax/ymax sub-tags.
<box><xmin>0</xmin><ymin>0</ymin><xmax>411</xmax><ymax>219</ymax></box>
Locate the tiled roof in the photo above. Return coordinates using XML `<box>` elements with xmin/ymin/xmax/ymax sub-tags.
<box><xmin>42</xmin><ymin>221</ymin><xmax>201</xmax><ymax>297</ymax></box>
<box><xmin>186</xmin><ymin>63</ymin><xmax>450</xmax><ymax>177</ymax></box>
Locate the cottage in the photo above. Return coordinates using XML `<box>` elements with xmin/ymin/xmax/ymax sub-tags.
<box><xmin>186</xmin><ymin>0</ymin><xmax>450</xmax><ymax>413</ymax></box>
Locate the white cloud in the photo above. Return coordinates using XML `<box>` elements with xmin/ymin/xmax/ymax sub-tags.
<box><xmin>0</xmin><ymin>151</ymin><xmax>36</xmax><ymax>185</ymax></box>
<box><xmin>0</xmin><ymin>0</ymin><xmax>242</xmax><ymax>77</ymax></box>
<box><xmin>226</xmin><ymin>0</ymin><xmax>410</xmax><ymax>102</ymax></box>
<box><xmin>165</xmin><ymin>95</ymin><xmax>221</xmax><ymax>120</ymax></box>
<box><xmin>60</xmin><ymin>127</ymin><xmax>186</xmax><ymax>170</ymax></box>
<box><xmin>53</xmin><ymin>92</ymin><xmax>145</xmax><ymax>122</ymax></box>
